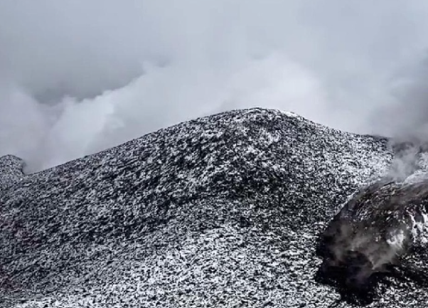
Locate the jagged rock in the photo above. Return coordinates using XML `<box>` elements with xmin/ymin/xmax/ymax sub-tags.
<box><xmin>0</xmin><ymin>108</ymin><xmax>401</xmax><ymax>307</ymax></box>
<box><xmin>317</xmin><ymin>179</ymin><xmax>428</xmax><ymax>305</ymax></box>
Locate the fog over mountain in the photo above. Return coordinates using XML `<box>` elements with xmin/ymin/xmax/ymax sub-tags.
<box><xmin>2</xmin><ymin>0</ymin><xmax>428</xmax><ymax>171</ymax></box>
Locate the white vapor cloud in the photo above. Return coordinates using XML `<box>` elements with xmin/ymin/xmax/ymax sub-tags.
<box><xmin>2</xmin><ymin>0</ymin><xmax>428</xmax><ymax>172</ymax></box>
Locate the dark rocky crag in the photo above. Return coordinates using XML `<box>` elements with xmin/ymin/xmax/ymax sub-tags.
<box><xmin>1</xmin><ymin>107</ymin><xmax>423</xmax><ymax>307</ymax></box>
<box><xmin>317</xmin><ymin>179</ymin><xmax>428</xmax><ymax>305</ymax></box>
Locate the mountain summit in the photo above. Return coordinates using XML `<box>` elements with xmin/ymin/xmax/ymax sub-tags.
<box><xmin>2</xmin><ymin>108</ymin><xmax>423</xmax><ymax>307</ymax></box>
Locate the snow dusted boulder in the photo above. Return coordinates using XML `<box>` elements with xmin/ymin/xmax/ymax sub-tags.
<box><xmin>0</xmin><ymin>108</ymin><xmax>407</xmax><ymax>307</ymax></box>
<box><xmin>0</xmin><ymin>154</ymin><xmax>25</xmax><ymax>191</ymax></box>
<box><xmin>317</xmin><ymin>179</ymin><xmax>428</xmax><ymax>305</ymax></box>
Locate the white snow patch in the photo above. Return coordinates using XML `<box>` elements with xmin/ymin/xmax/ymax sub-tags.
<box><xmin>283</xmin><ymin>111</ymin><xmax>299</xmax><ymax>118</ymax></box>
<box><xmin>387</xmin><ymin>229</ymin><xmax>406</xmax><ymax>251</ymax></box>
<box><xmin>410</xmin><ymin>211</ymin><xmax>428</xmax><ymax>245</ymax></box>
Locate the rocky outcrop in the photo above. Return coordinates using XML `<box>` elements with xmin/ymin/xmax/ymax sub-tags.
<box><xmin>0</xmin><ymin>154</ymin><xmax>25</xmax><ymax>191</ymax></box>
<box><xmin>317</xmin><ymin>179</ymin><xmax>428</xmax><ymax>305</ymax></box>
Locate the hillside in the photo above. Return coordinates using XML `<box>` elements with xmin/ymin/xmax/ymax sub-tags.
<box><xmin>1</xmin><ymin>108</ymin><xmax>420</xmax><ymax>307</ymax></box>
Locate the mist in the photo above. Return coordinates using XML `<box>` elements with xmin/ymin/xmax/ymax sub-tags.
<box><xmin>2</xmin><ymin>0</ymin><xmax>428</xmax><ymax>172</ymax></box>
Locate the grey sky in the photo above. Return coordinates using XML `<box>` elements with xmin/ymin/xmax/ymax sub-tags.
<box><xmin>1</xmin><ymin>0</ymin><xmax>428</xmax><ymax>171</ymax></box>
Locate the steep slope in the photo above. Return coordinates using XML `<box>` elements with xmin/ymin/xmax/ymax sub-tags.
<box><xmin>0</xmin><ymin>108</ymin><xmax>402</xmax><ymax>307</ymax></box>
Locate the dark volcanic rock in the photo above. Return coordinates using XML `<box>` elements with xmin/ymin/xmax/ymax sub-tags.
<box><xmin>0</xmin><ymin>108</ymin><xmax>398</xmax><ymax>307</ymax></box>
<box><xmin>0</xmin><ymin>155</ymin><xmax>25</xmax><ymax>190</ymax></box>
<box><xmin>317</xmin><ymin>179</ymin><xmax>428</xmax><ymax>305</ymax></box>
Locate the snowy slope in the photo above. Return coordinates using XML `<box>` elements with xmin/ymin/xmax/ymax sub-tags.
<box><xmin>0</xmin><ymin>107</ymin><xmax>419</xmax><ymax>307</ymax></box>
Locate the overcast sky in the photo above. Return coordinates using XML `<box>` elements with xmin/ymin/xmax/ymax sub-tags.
<box><xmin>2</xmin><ymin>0</ymin><xmax>428</xmax><ymax>171</ymax></box>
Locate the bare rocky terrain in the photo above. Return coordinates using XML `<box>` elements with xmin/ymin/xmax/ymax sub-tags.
<box><xmin>2</xmin><ymin>108</ymin><xmax>428</xmax><ymax>307</ymax></box>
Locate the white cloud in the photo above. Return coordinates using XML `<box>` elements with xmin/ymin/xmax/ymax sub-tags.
<box><xmin>2</xmin><ymin>0</ymin><xmax>428</xmax><ymax>171</ymax></box>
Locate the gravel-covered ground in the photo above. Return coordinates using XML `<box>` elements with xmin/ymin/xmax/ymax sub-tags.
<box><xmin>2</xmin><ymin>108</ymin><xmax>427</xmax><ymax>307</ymax></box>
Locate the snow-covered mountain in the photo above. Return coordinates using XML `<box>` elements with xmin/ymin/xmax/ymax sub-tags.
<box><xmin>1</xmin><ymin>108</ymin><xmax>425</xmax><ymax>307</ymax></box>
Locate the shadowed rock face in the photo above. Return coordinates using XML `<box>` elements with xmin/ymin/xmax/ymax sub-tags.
<box><xmin>1</xmin><ymin>107</ymin><xmax>423</xmax><ymax>308</ymax></box>
<box><xmin>317</xmin><ymin>180</ymin><xmax>428</xmax><ymax>305</ymax></box>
